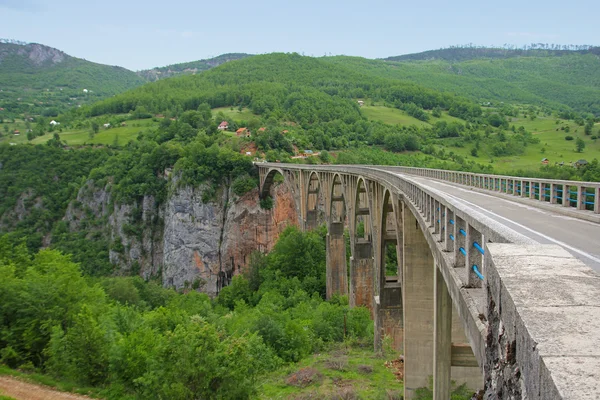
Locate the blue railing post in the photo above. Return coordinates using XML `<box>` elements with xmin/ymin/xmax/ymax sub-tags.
<box><xmin>444</xmin><ymin>207</ymin><xmax>454</xmax><ymax>253</ymax></box>
<box><xmin>455</xmin><ymin>217</ymin><xmax>467</xmax><ymax>268</ymax></box>
<box><xmin>467</xmin><ymin>224</ymin><xmax>483</xmax><ymax>288</ymax></box>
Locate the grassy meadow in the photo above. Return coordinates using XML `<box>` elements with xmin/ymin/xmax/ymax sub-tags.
<box><xmin>443</xmin><ymin>115</ymin><xmax>600</xmax><ymax>173</ymax></box>
<box><xmin>257</xmin><ymin>343</ymin><xmax>403</xmax><ymax>399</ymax></box>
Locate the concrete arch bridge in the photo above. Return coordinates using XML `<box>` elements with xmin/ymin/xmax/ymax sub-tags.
<box><xmin>257</xmin><ymin>163</ymin><xmax>600</xmax><ymax>400</ymax></box>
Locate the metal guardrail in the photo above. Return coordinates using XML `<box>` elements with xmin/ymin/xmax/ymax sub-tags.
<box><xmin>384</xmin><ymin>166</ymin><xmax>600</xmax><ymax>214</ymax></box>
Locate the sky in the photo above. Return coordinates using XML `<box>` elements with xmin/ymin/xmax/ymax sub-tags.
<box><xmin>1</xmin><ymin>0</ymin><xmax>599</xmax><ymax>71</ymax></box>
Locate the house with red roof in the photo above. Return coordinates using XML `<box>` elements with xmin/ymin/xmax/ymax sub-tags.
<box><xmin>218</xmin><ymin>120</ymin><xmax>229</xmax><ymax>131</ymax></box>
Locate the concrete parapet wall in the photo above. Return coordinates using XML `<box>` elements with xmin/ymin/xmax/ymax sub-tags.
<box><xmin>485</xmin><ymin>244</ymin><xmax>600</xmax><ymax>399</ymax></box>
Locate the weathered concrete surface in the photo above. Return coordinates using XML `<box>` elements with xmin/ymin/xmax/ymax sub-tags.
<box><xmin>349</xmin><ymin>255</ymin><xmax>375</xmax><ymax>314</ymax></box>
<box><xmin>402</xmin><ymin>206</ymin><xmax>435</xmax><ymax>399</ymax></box>
<box><xmin>325</xmin><ymin>230</ymin><xmax>348</xmax><ymax>299</ymax></box>
<box><xmin>485</xmin><ymin>243</ymin><xmax>600</xmax><ymax>399</ymax></box>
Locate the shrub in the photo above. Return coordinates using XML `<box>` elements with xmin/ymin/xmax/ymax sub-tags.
<box><xmin>565</xmin><ymin>135</ymin><xmax>574</xmax><ymax>141</ymax></box>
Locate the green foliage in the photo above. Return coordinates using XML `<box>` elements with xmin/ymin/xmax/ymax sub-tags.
<box><xmin>0</xmin><ymin>42</ymin><xmax>145</xmax><ymax>117</ymax></box>
<box><xmin>232</xmin><ymin>174</ymin><xmax>258</xmax><ymax>196</ymax></box>
<box><xmin>0</xmin><ymin>145</ymin><xmax>110</xmax><ymax>252</ymax></box>
<box><xmin>576</xmin><ymin>137</ymin><xmax>586</xmax><ymax>152</ymax></box>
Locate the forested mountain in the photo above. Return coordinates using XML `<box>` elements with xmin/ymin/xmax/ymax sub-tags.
<box><xmin>373</xmin><ymin>46</ymin><xmax>600</xmax><ymax>115</ymax></box>
<box><xmin>385</xmin><ymin>45</ymin><xmax>600</xmax><ymax>62</ymax></box>
<box><xmin>0</xmin><ymin>41</ymin><xmax>146</xmax><ymax>117</ymax></box>
<box><xmin>137</xmin><ymin>53</ymin><xmax>253</xmax><ymax>81</ymax></box>
<box><xmin>82</xmin><ymin>52</ymin><xmax>481</xmax><ymax>120</ymax></box>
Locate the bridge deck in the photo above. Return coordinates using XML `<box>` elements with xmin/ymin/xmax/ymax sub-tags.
<box><xmin>396</xmin><ymin>173</ymin><xmax>600</xmax><ymax>273</ymax></box>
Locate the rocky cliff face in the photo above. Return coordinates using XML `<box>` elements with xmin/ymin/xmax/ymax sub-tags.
<box><xmin>64</xmin><ymin>180</ymin><xmax>298</xmax><ymax>296</ymax></box>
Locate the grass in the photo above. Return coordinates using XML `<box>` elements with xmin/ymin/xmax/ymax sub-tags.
<box><xmin>212</xmin><ymin>106</ymin><xmax>258</xmax><ymax>122</ymax></box>
<box><xmin>441</xmin><ymin>116</ymin><xmax>600</xmax><ymax>173</ymax></box>
<box><xmin>257</xmin><ymin>342</ymin><xmax>403</xmax><ymax>399</ymax></box>
<box><xmin>32</xmin><ymin>119</ymin><xmax>157</xmax><ymax>146</ymax></box>
<box><xmin>360</xmin><ymin>105</ymin><xmax>431</xmax><ymax>127</ymax></box>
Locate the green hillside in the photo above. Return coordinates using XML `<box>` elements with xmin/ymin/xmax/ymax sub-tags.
<box><xmin>137</xmin><ymin>53</ymin><xmax>253</xmax><ymax>81</ymax></box>
<box><xmin>323</xmin><ymin>50</ymin><xmax>600</xmax><ymax>115</ymax></box>
<box><xmin>0</xmin><ymin>41</ymin><xmax>145</xmax><ymax>117</ymax></box>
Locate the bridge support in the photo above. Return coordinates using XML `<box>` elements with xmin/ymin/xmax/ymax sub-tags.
<box><xmin>403</xmin><ymin>203</ymin><xmax>435</xmax><ymax>399</ymax></box>
<box><xmin>326</xmin><ymin>222</ymin><xmax>348</xmax><ymax>299</ymax></box>
<box><xmin>434</xmin><ymin>267</ymin><xmax>452</xmax><ymax>399</ymax></box>
<box><xmin>349</xmin><ymin>244</ymin><xmax>374</xmax><ymax>313</ymax></box>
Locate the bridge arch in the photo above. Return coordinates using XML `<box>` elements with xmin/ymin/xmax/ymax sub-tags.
<box><xmin>259</xmin><ymin>167</ymin><xmax>286</xmax><ymax>199</ymax></box>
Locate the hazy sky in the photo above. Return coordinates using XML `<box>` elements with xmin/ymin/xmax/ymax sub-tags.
<box><xmin>1</xmin><ymin>0</ymin><xmax>598</xmax><ymax>70</ymax></box>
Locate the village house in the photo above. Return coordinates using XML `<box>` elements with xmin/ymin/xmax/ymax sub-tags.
<box><xmin>236</xmin><ymin>127</ymin><xmax>250</xmax><ymax>137</ymax></box>
<box><xmin>218</xmin><ymin>121</ymin><xmax>229</xmax><ymax>130</ymax></box>
<box><xmin>13</xmin><ymin>130</ymin><xmax>20</xmax><ymax>135</ymax></box>
<box><xmin>357</xmin><ymin>100</ymin><xmax>364</xmax><ymax>107</ymax></box>
<box><xmin>257</xmin><ymin>127</ymin><xmax>266</xmax><ymax>133</ymax></box>
<box><xmin>50</xmin><ymin>120</ymin><xmax>59</xmax><ymax>126</ymax></box>
<box><xmin>575</xmin><ymin>159</ymin><xmax>589</xmax><ymax>168</ymax></box>
<box><xmin>541</xmin><ymin>158</ymin><xmax>549</xmax><ymax>165</ymax></box>
<box><xmin>103</xmin><ymin>123</ymin><xmax>110</xmax><ymax>128</ymax></box>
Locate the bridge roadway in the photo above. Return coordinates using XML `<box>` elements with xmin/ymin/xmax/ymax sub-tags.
<box><xmin>378</xmin><ymin>167</ymin><xmax>600</xmax><ymax>273</ymax></box>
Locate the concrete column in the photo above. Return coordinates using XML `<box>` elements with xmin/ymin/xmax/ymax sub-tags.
<box><xmin>563</xmin><ymin>184</ymin><xmax>571</xmax><ymax>207</ymax></box>
<box><xmin>433</xmin><ymin>200</ymin><xmax>441</xmax><ymax>235</ymax></box>
<box><xmin>454</xmin><ymin>217</ymin><xmax>466</xmax><ymax>268</ymax></box>
<box><xmin>434</xmin><ymin>267</ymin><xmax>452</xmax><ymax>400</ymax></box>
<box><xmin>443</xmin><ymin>207</ymin><xmax>454</xmax><ymax>252</ymax></box>
<box><xmin>350</xmin><ymin>241</ymin><xmax>374</xmax><ymax>314</ymax></box>
<box><xmin>595</xmin><ymin>187</ymin><xmax>600</xmax><ymax>214</ymax></box>
<box><xmin>529</xmin><ymin>181</ymin><xmax>536</xmax><ymax>199</ymax></box>
<box><xmin>521</xmin><ymin>180</ymin><xmax>526</xmax><ymax>197</ymax></box>
<box><xmin>326</xmin><ymin>222</ymin><xmax>348</xmax><ymax>299</ymax></box>
<box><xmin>466</xmin><ymin>224</ymin><xmax>483</xmax><ymax>288</ymax></box>
<box><xmin>550</xmin><ymin>183</ymin><xmax>558</xmax><ymax>204</ymax></box>
<box><xmin>305</xmin><ymin>210</ymin><xmax>318</xmax><ymax>230</ymax></box>
<box><xmin>403</xmin><ymin>207</ymin><xmax>434</xmax><ymax>399</ymax></box>
<box><xmin>578</xmin><ymin>186</ymin><xmax>586</xmax><ymax>210</ymax></box>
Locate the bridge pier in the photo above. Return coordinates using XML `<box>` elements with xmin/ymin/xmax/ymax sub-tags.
<box><xmin>326</xmin><ymin>222</ymin><xmax>348</xmax><ymax>299</ymax></box>
<box><xmin>402</xmin><ymin>202</ymin><xmax>435</xmax><ymax>399</ymax></box>
<box><xmin>349</xmin><ymin>243</ymin><xmax>374</xmax><ymax>313</ymax></box>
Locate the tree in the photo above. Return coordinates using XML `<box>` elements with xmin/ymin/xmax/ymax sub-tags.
<box><xmin>584</xmin><ymin>119</ymin><xmax>594</xmax><ymax>135</ymax></box>
<box><xmin>91</xmin><ymin>121</ymin><xmax>99</xmax><ymax>135</ymax></box>
<box><xmin>576</xmin><ymin>137</ymin><xmax>586</xmax><ymax>153</ymax></box>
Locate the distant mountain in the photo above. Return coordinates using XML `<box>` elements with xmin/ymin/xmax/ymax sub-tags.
<box><xmin>322</xmin><ymin>46</ymin><xmax>600</xmax><ymax>115</ymax></box>
<box><xmin>137</xmin><ymin>53</ymin><xmax>253</xmax><ymax>81</ymax></box>
<box><xmin>385</xmin><ymin>45</ymin><xmax>600</xmax><ymax>62</ymax></box>
<box><xmin>0</xmin><ymin>41</ymin><xmax>145</xmax><ymax>116</ymax></box>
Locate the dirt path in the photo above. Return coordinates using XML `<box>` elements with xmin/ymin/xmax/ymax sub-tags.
<box><xmin>0</xmin><ymin>376</ymin><xmax>94</xmax><ymax>400</ymax></box>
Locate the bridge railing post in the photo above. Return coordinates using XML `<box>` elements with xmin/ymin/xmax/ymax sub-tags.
<box><xmin>529</xmin><ymin>181</ymin><xmax>536</xmax><ymax>200</ymax></box>
<box><xmin>466</xmin><ymin>224</ymin><xmax>483</xmax><ymax>288</ymax></box>
<box><xmin>550</xmin><ymin>183</ymin><xmax>558</xmax><ymax>204</ymax></box>
<box><xmin>595</xmin><ymin>187</ymin><xmax>600</xmax><ymax>214</ymax></box>
<box><xmin>454</xmin><ymin>216</ymin><xmax>467</xmax><ymax>268</ymax></box>
<box><xmin>577</xmin><ymin>185</ymin><xmax>586</xmax><ymax>210</ymax></box>
<box><xmin>433</xmin><ymin>200</ymin><xmax>441</xmax><ymax>235</ymax></box>
<box><xmin>443</xmin><ymin>207</ymin><xmax>453</xmax><ymax>253</ymax></box>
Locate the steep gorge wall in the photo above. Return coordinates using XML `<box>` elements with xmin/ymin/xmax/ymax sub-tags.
<box><xmin>64</xmin><ymin>180</ymin><xmax>298</xmax><ymax>296</ymax></box>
